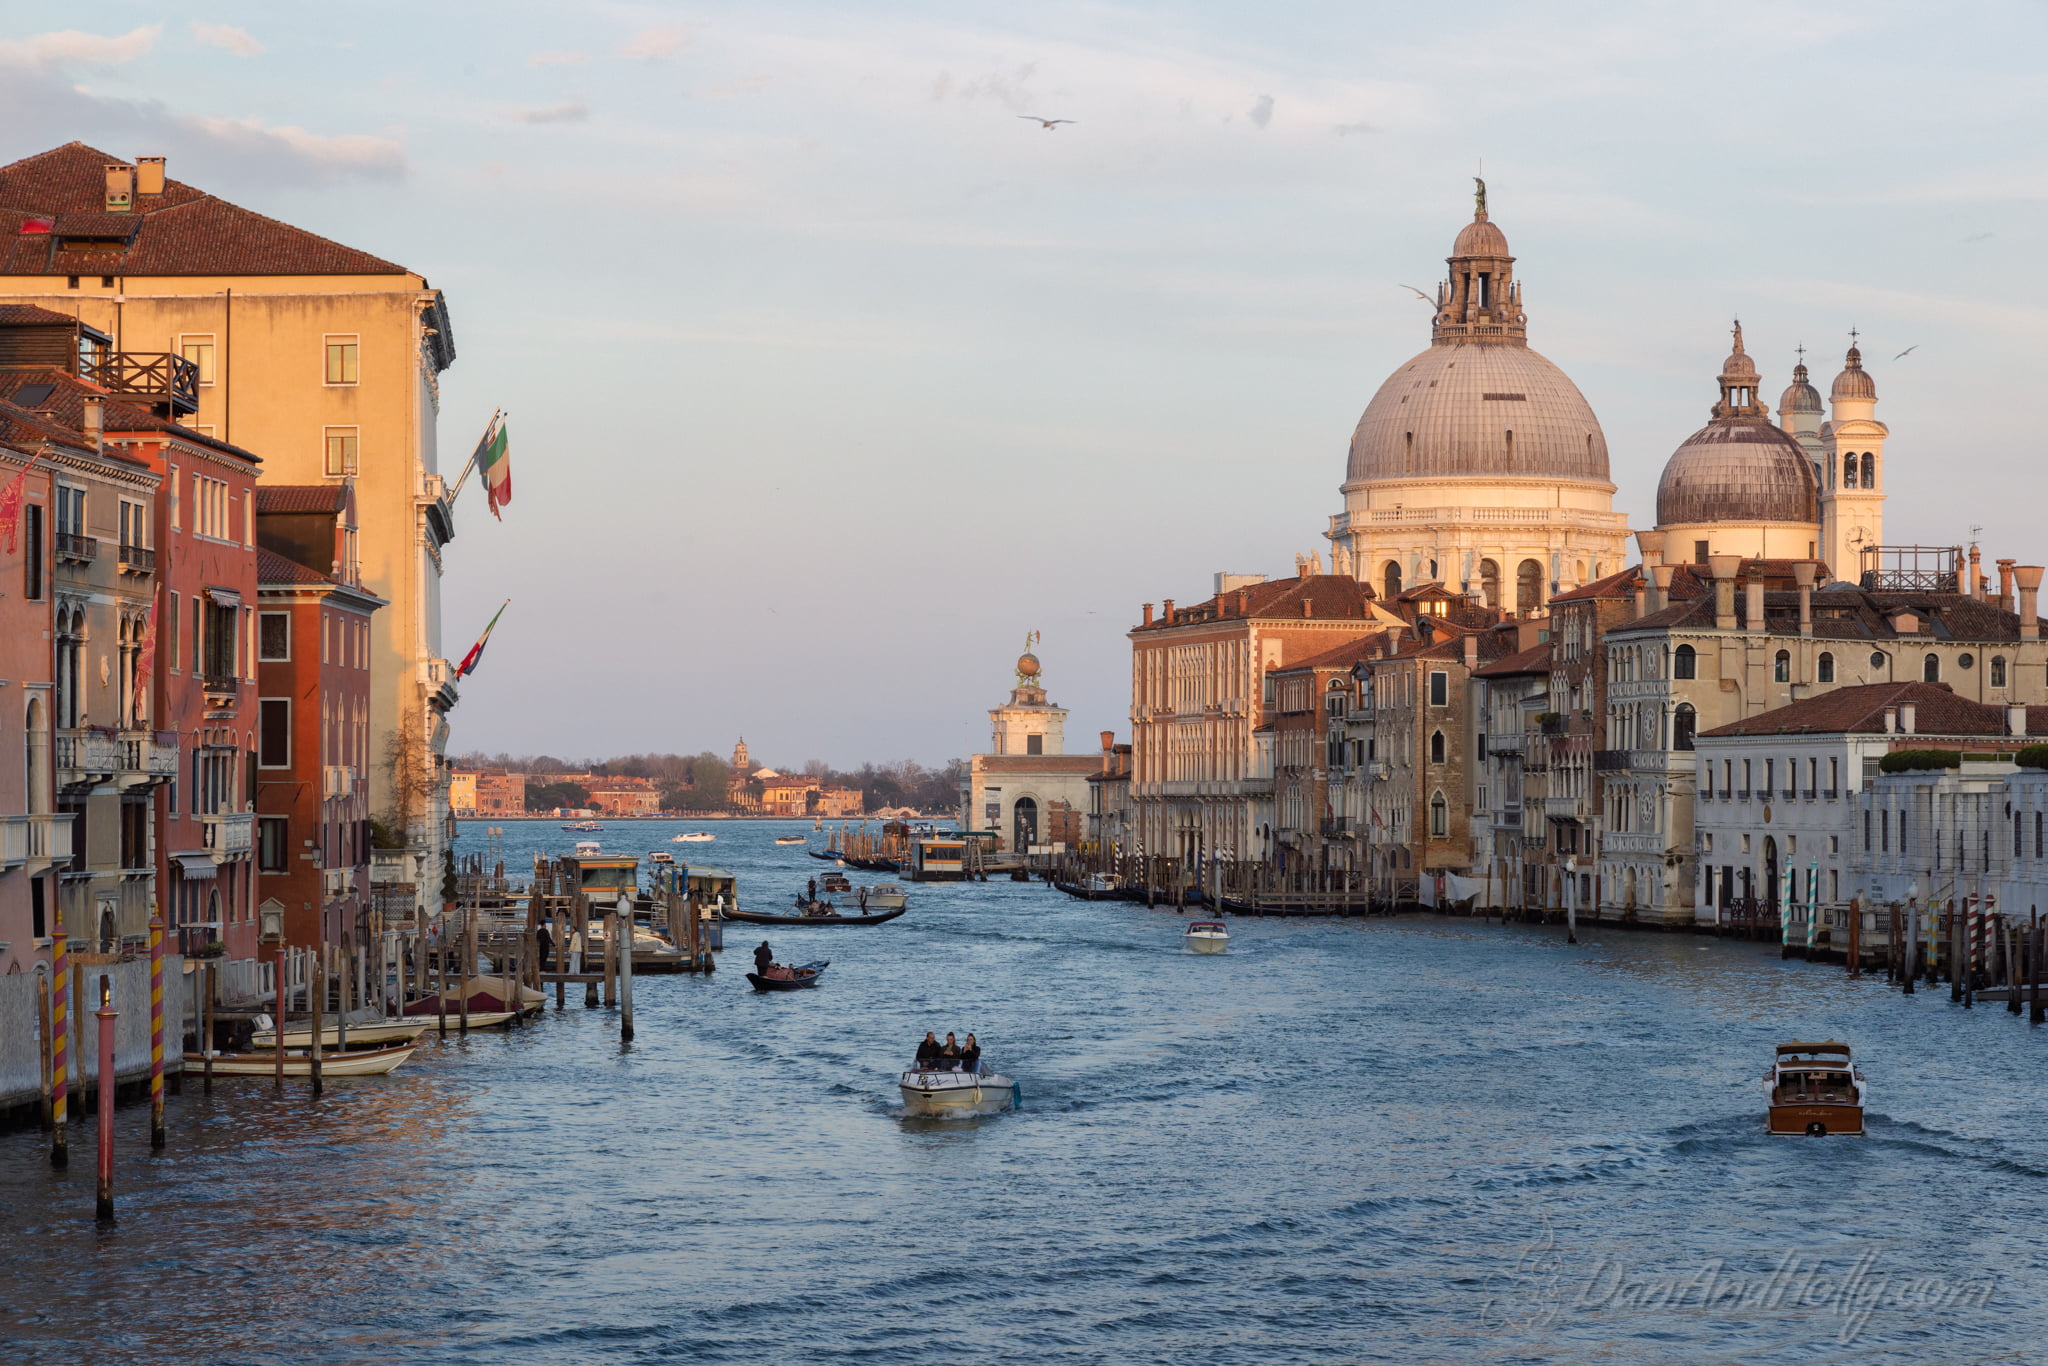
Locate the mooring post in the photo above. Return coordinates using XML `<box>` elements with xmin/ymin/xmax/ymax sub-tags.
<box><xmin>616</xmin><ymin>896</ymin><xmax>634</xmax><ymax>1043</ymax></box>
<box><xmin>202</xmin><ymin>963</ymin><xmax>214</xmax><ymax>1093</ymax></box>
<box><xmin>310</xmin><ymin>955</ymin><xmax>325</xmax><ymax>1097</ymax></box>
<box><xmin>274</xmin><ymin>944</ymin><xmax>288</xmax><ymax>1089</ymax></box>
<box><xmin>50</xmin><ymin>929</ymin><xmax>68</xmax><ymax>1168</ymax></box>
<box><xmin>148</xmin><ymin>914</ymin><xmax>166</xmax><ymax>1149</ymax></box>
<box><xmin>94</xmin><ymin>976</ymin><xmax>116</xmax><ymax>1223</ymax></box>
<box><xmin>36</xmin><ymin>966</ymin><xmax>52</xmax><ymax>1130</ymax></box>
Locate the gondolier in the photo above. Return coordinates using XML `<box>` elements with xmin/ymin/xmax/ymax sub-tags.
<box><xmin>754</xmin><ymin>941</ymin><xmax>774</xmax><ymax>974</ymax></box>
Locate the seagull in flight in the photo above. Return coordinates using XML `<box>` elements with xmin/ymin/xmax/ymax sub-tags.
<box><xmin>1399</xmin><ymin>284</ymin><xmax>1433</xmax><ymax>303</ymax></box>
<box><xmin>1894</xmin><ymin>345</ymin><xmax>1918</xmax><ymax>360</ymax></box>
<box><xmin>1019</xmin><ymin>115</ymin><xmax>1075</xmax><ymax>130</ymax></box>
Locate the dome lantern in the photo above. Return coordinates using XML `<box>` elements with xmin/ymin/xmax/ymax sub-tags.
<box><xmin>1432</xmin><ymin>176</ymin><xmax>1527</xmax><ymax>347</ymax></box>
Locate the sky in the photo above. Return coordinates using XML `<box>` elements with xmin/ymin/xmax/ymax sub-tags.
<box><xmin>4</xmin><ymin>3</ymin><xmax>2046</xmax><ymax>768</ymax></box>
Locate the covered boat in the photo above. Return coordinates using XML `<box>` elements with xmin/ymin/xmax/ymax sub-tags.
<box><xmin>900</xmin><ymin>1064</ymin><xmax>1017</xmax><ymax>1115</ymax></box>
<box><xmin>250</xmin><ymin>1012</ymin><xmax>431</xmax><ymax>1049</ymax></box>
<box><xmin>185</xmin><ymin>1042</ymin><xmax>417</xmax><ymax>1077</ymax></box>
<box><xmin>400</xmin><ymin>976</ymin><xmax>544</xmax><ymax>1027</ymax></box>
<box><xmin>1185</xmin><ymin>921</ymin><xmax>1230</xmax><ymax>954</ymax></box>
<box><xmin>1765</xmin><ymin>1041</ymin><xmax>1866</xmax><ymax>1136</ymax></box>
<box><xmin>774</xmin><ymin>835</ymin><xmax>808</xmax><ymax>845</ymax></box>
<box><xmin>746</xmin><ymin>959</ymin><xmax>829</xmax><ymax>991</ymax></box>
<box><xmin>863</xmin><ymin>883</ymin><xmax>908</xmax><ymax>911</ymax></box>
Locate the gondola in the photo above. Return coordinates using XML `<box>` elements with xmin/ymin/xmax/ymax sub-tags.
<box><xmin>746</xmin><ymin>960</ymin><xmax>829</xmax><ymax>992</ymax></box>
<box><xmin>721</xmin><ymin>902</ymin><xmax>907</xmax><ymax>926</ymax></box>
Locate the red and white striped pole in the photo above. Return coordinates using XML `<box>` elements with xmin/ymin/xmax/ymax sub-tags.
<box><xmin>49</xmin><ymin>929</ymin><xmax>68</xmax><ymax>1169</ymax></box>
<box><xmin>148</xmin><ymin>913</ymin><xmax>165</xmax><ymax>1149</ymax></box>
<box><xmin>95</xmin><ymin>975</ymin><xmax>116</xmax><ymax>1223</ymax></box>
<box><xmin>273</xmin><ymin>945</ymin><xmax>287</xmax><ymax>1091</ymax></box>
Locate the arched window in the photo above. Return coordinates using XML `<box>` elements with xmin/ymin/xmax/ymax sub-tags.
<box><xmin>1843</xmin><ymin>452</ymin><xmax>1857</xmax><ymax>485</ymax></box>
<box><xmin>1429</xmin><ymin>791</ymin><xmax>1448</xmax><ymax>838</ymax></box>
<box><xmin>1382</xmin><ymin>561</ymin><xmax>1402</xmax><ymax>600</ymax></box>
<box><xmin>1430</xmin><ymin>730</ymin><xmax>1445</xmax><ymax>763</ymax></box>
<box><xmin>1862</xmin><ymin>453</ymin><xmax>1876</xmax><ymax>488</ymax></box>
<box><xmin>1923</xmin><ymin>653</ymin><xmax>1941</xmax><ymax>683</ymax></box>
<box><xmin>1673</xmin><ymin>644</ymin><xmax>1696</xmax><ymax>680</ymax></box>
<box><xmin>1817</xmin><ymin>651</ymin><xmax>1835</xmax><ymax>683</ymax></box>
<box><xmin>1673</xmin><ymin>703</ymin><xmax>1697</xmax><ymax>752</ymax></box>
<box><xmin>1871</xmin><ymin>650</ymin><xmax>1888</xmax><ymax>671</ymax></box>
<box><xmin>1774</xmin><ymin>649</ymin><xmax>1790</xmax><ymax>683</ymax></box>
<box><xmin>1992</xmin><ymin>656</ymin><xmax>2008</xmax><ymax>688</ymax></box>
<box><xmin>1479</xmin><ymin>558</ymin><xmax>1500</xmax><ymax>609</ymax></box>
<box><xmin>1516</xmin><ymin>559</ymin><xmax>1543</xmax><ymax>616</ymax></box>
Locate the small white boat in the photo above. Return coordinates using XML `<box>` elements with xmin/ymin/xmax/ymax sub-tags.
<box><xmin>1185</xmin><ymin>921</ymin><xmax>1230</xmax><ymax>954</ymax></box>
<box><xmin>649</xmin><ymin>850</ymin><xmax>676</xmax><ymax>865</ymax></box>
<box><xmin>676</xmin><ymin>832</ymin><xmax>716</xmax><ymax>843</ymax></box>
<box><xmin>864</xmin><ymin>883</ymin><xmax>908</xmax><ymax>911</ymax></box>
<box><xmin>900</xmin><ymin>1065</ymin><xmax>1017</xmax><ymax>1115</ymax></box>
<box><xmin>249</xmin><ymin>1013</ymin><xmax>432</xmax><ymax>1048</ymax></box>
<box><xmin>775</xmin><ymin>835</ymin><xmax>807</xmax><ymax>846</ymax></box>
<box><xmin>185</xmin><ymin>1043</ymin><xmax>417</xmax><ymax>1077</ymax></box>
<box><xmin>574</xmin><ymin>839</ymin><xmax>602</xmax><ymax>857</ymax></box>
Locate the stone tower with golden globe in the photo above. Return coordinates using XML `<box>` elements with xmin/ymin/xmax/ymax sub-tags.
<box><xmin>989</xmin><ymin>631</ymin><xmax>1067</xmax><ymax>756</ymax></box>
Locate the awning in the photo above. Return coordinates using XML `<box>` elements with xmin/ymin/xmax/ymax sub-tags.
<box><xmin>205</xmin><ymin>587</ymin><xmax>241</xmax><ymax>608</ymax></box>
<box><xmin>170</xmin><ymin>853</ymin><xmax>219</xmax><ymax>878</ymax></box>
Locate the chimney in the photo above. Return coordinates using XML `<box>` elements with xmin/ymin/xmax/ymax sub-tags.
<box><xmin>103</xmin><ymin>162</ymin><xmax>134</xmax><ymax>213</ymax></box>
<box><xmin>1162</xmin><ymin>598</ymin><xmax>1175</xmax><ymax>624</ymax></box>
<box><xmin>2016</xmin><ymin>566</ymin><xmax>2043</xmax><ymax>640</ymax></box>
<box><xmin>1238</xmin><ymin>590</ymin><xmax>1251</xmax><ymax>616</ymax></box>
<box><xmin>1998</xmin><ymin>559</ymin><xmax>2016</xmax><ymax>611</ymax></box>
<box><xmin>1303</xmin><ymin>598</ymin><xmax>1313</xmax><ymax>619</ymax></box>
<box><xmin>1900</xmin><ymin>702</ymin><xmax>1917</xmax><ymax>735</ymax></box>
<box><xmin>1633</xmin><ymin>580</ymin><xmax>1648</xmax><ymax>619</ymax></box>
<box><xmin>1464</xmin><ymin>634</ymin><xmax>1479</xmax><ymax>671</ymax></box>
<box><xmin>1636</xmin><ymin>528</ymin><xmax>1667</xmax><ymax>570</ymax></box>
<box><xmin>1709</xmin><ymin>554</ymin><xmax>1740</xmax><ymax>630</ymax></box>
<box><xmin>1744</xmin><ymin>572</ymin><xmax>1765</xmax><ymax>634</ymax></box>
<box><xmin>1969</xmin><ymin>544</ymin><xmax>1984</xmax><ymax>601</ymax></box>
<box><xmin>2010</xmin><ymin>704</ymin><xmax>2028</xmax><ymax>738</ymax></box>
<box><xmin>1883</xmin><ymin>705</ymin><xmax>1897</xmax><ymax>734</ymax></box>
<box><xmin>1100</xmin><ymin>730</ymin><xmax>1115</xmax><ymax>773</ymax></box>
<box><xmin>1793</xmin><ymin>561</ymin><xmax>1815</xmax><ymax>636</ymax></box>
<box><xmin>135</xmin><ymin>156</ymin><xmax>166</xmax><ymax>196</ymax></box>
<box><xmin>1650</xmin><ymin>563</ymin><xmax>1675</xmax><ymax>616</ymax></box>
<box><xmin>81</xmin><ymin>395</ymin><xmax>102</xmax><ymax>451</ymax></box>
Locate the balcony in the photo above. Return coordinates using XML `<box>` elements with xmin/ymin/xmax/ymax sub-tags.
<box><xmin>123</xmin><ymin>729</ymin><xmax>178</xmax><ymax>780</ymax></box>
<box><xmin>1321</xmin><ymin>816</ymin><xmax>1352</xmax><ymax>837</ymax></box>
<box><xmin>201</xmin><ymin>812</ymin><xmax>254</xmax><ymax>859</ymax></box>
<box><xmin>117</xmin><ymin>544</ymin><xmax>155</xmax><ymax>576</ymax></box>
<box><xmin>0</xmin><ymin>812</ymin><xmax>73</xmax><ymax>868</ymax></box>
<box><xmin>79</xmin><ymin>349</ymin><xmax>200</xmax><ymax>415</ymax></box>
<box><xmin>1593</xmin><ymin>750</ymin><xmax>1631</xmax><ymax>772</ymax></box>
<box><xmin>56</xmin><ymin>728</ymin><xmax>121</xmax><ymax>786</ymax></box>
<box><xmin>202</xmin><ymin>674</ymin><xmax>240</xmax><ymax>707</ymax></box>
<box><xmin>421</xmin><ymin>656</ymin><xmax>460</xmax><ymax>714</ymax></box>
<box><xmin>54</xmin><ymin>532</ymin><xmax>97</xmax><ymax>564</ymax></box>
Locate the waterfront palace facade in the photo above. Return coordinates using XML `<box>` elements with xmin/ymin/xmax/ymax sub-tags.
<box><xmin>1114</xmin><ymin>186</ymin><xmax>2048</xmax><ymax>926</ymax></box>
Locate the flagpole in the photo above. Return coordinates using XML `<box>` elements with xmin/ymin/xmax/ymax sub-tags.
<box><xmin>447</xmin><ymin>409</ymin><xmax>503</xmax><ymax>501</ymax></box>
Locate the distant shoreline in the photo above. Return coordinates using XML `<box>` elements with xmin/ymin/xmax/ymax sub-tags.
<box><xmin>451</xmin><ymin>814</ymin><xmax>944</xmax><ymax>822</ymax></box>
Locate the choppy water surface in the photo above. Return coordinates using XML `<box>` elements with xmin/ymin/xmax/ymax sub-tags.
<box><xmin>3</xmin><ymin>819</ymin><xmax>2046</xmax><ymax>1363</ymax></box>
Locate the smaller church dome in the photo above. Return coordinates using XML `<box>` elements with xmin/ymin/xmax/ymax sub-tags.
<box><xmin>1657</xmin><ymin>422</ymin><xmax>1818</xmax><ymax>527</ymax></box>
<box><xmin>1780</xmin><ymin>360</ymin><xmax>1824</xmax><ymax>415</ymax></box>
<box><xmin>1831</xmin><ymin>344</ymin><xmax>1876</xmax><ymax>401</ymax></box>
<box><xmin>1452</xmin><ymin>216</ymin><xmax>1510</xmax><ymax>258</ymax></box>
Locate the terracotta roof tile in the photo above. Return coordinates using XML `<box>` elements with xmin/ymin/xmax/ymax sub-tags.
<box><xmin>1272</xmin><ymin>632</ymin><xmax>1390</xmax><ymax>674</ymax></box>
<box><xmin>257</xmin><ymin>484</ymin><xmax>347</xmax><ymax>514</ymax></box>
<box><xmin>1472</xmin><ymin>640</ymin><xmax>1553</xmax><ymax>677</ymax></box>
<box><xmin>1698</xmin><ymin>681</ymin><xmax>2048</xmax><ymax>739</ymax></box>
<box><xmin>257</xmin><ymin>546</ymin><xmax>335</xmax><ymax>587</ymax></box>
<box><xmin>0</xmin><ymin>369</ymin><xmax>260</xmax><ymax>464</ymax></box>
<box><xmin>0</xmin><ymin>303</ymin><xmax>83</xmax><ymax>326</ymax></box>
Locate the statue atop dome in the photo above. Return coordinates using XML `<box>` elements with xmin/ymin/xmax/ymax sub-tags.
<box><xmin>1015</xmin><ymin>629</ymin><xmax>1043</xmax><ymax>687</ymax></box>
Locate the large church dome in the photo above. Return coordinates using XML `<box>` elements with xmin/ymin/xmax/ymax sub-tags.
<box><xmin>1347</xmin><ymin>343</ymin><xmax>1610</xmax><ymax>484</ymax></box>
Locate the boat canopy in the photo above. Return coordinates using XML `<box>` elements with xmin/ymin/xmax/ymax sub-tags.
<box><xmin>1775</xmin><ymin>1041</ymin><xmax>1852</xmax><ymax>1056</ymax></box>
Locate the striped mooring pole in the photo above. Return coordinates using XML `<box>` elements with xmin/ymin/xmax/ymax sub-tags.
<box><xmin>50</xmin><ymin>929</ymin><xmax>68</xmax><ymax>1169</ymax></box>
<box><xmin>95</xmin><ymin>975</ymin><xmax>116</xmax><ymax>1223</ymax></box>
<box><xmin>149</xmin><ymin>914</ymin><xmax>166</xmax><ymax>1150</ymax></box>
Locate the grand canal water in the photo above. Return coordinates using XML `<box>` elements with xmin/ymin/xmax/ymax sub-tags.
<box><xmin>3</xmin><ymin>818</ymin><xmax>2046</xmax><ymax>1363</ymax></box>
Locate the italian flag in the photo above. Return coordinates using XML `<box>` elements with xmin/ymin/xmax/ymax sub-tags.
<box><xmin>457</xmin><ymin>600</ymin><xmax>509</xmax><ymax>678</ymax></box>
<box><xmin>476</xmin><ymin>416</ymin><xmax>511</xmax><ymax>520</ymax></box>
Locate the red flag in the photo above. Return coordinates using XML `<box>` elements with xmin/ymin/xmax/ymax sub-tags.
<box><xmin>132</xmin><ymin>589</ymin><xmax>158</xmax><ymax>723</ymax></box>
<box><xmin>0</xmin><ymin>452</ymin><xmax>40</xmax><ymax>554</ymax></box>
<box><xmin>17</xmin><ymin>217</ymin><xmax>53</xmax><ymax>235</ymax></box>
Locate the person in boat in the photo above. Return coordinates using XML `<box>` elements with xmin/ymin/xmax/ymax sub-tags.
<box><xmin>915</xmin><ymin>1032</ymin><xmax>942</xmax><ymax>1067</ymax></box>
<box><xmin>807</xmin><ymin>876</ymin><xmax>818</xmax><ymax>903</ymax></box>
<box><xmin>858</xmin><ymin>886</ymin><xmax>869</xmax><ymax>912</ymax></box>
<box><xmin>939</xmin><ymin>1033</ymin><xmax>961</xmax><ymax>1070</ymax></box>
<box><xmin>960</xmin><ymin>1033</ymin><xmax>981</xmax><ymax>1075</ymax></box>
<box><xmin>754</xmin><ymin>941</ymin><xmax>774</xmax><ymax>975</ymax></box>
<box><xmin>537</xmin><ymin>922</ymin><xmax>555</xmax><ymax>972</ymax></box>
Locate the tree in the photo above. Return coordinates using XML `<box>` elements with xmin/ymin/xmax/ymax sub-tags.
<box><xmin>526</xmin><ymin>778</ymin><xmax>592</xmax><ymax>811</ymax></box>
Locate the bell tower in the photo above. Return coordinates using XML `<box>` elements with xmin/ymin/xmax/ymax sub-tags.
<box><xmin>1820</xmin><ymin>336</ymin><xmax>1887</xmax><ymax>580</ymax></box>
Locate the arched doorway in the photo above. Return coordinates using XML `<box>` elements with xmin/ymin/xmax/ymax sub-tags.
<box><xmin>23</xmin><ymin>696</ymin><xmax>46</xmax><ymax>814</ymax></box>
<box><xmin>1382</xmin><ymin>562</ymin><xmax>1403</xmax><ymax>599</ymax></box>
<box><xmin>1762</xmin><ymin>836</ymin><xmax>1779</xmax><ymax>913</ymax></box>
<box><xmin>1479</xmin><ymin>559</ymin><xmax>1500</xmax><ymax>609</ymax></box>
<box><xmin>1516</xmin><ymin>559</ymin><xmax>1544</xmax><ymax>615</ymax></box>
<box><xmin>1012</xmin><ymin>796</ymin><xmax>1039</xmax><ymax>852</ymax></box>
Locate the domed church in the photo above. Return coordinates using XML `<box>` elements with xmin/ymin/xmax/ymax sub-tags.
<box><xmin>1326</xmin><ymin>182</ymin><xmax>1630</xmax><ymax>615</ymax></box>
<box><xmin>1652</xmin><ymin>326</ymin><xmax>1886</xmax><ymax>575</ymax></box>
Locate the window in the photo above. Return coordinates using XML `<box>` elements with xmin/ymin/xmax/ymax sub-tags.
<box><xmin>324</xmin><ymin>338</ymin><xmax>359</xmax><ymax>385</ymax></box>
<box><xmin>1923</xmin><ymin>653</ymin><xmax>1940</xmax><ymax>683</ymax></box>
<box><xmin>1025</xmin><ymin>734</ymin><xmax>1042</xmax><ymax>755</ymax></box>
<box><xmin>1817</xmin><ymin>651</ymin><xmax>1834</xmax><ymax>683</ymax></box>
<box><xmin>1721</xmin><ymin>759</ymin><xmax>1731</xmax><ymax>797</ymax></box>
<box><xmin>1673</xmin><ymin>644</ymin><xmax>1696</xmax><ymax>680</ymax></box>
<box><xmin>189</xmin><ymin>594</ymin><xmax>203</xmax><ymax>673</ymax></box>
<box><xmin>258</xmin><ymin>612</ymin><xmax>290</xmax><ymax>662</ymax></box>
<box><xmin>54</xmin><ymin>484</ymin><xmax>85</xmax><ymax>536</ymax></box>
<box><xmin>258</xmin><ymin>816</ymin><xmax>290</xmax><ymax>873</ymax></box>
<box><xmin>1430</xmin><ymin>730</ymin><xmax>1446</xmax><ymax>763</ymax></box>
<box><xmin>1429</xmin><ymin>792</ymin><xmax>1448</xmax><ymax>838</ymax></box>
<box><xmin>1774</xmin><ymin>649</ymin><xmax>1790</xmax><ymax>683</ymax></box>
<box><xmin>1881</xmin><ymin>809</ymin><xmax>1889</xmax><ymax>852</ymax></box>
<box><xmin>1828</xmin><ymin>757</ymin><xmax>1839</xmax><ymax>794</ymax></box>
<box><xmin>118</xmin><ymin>498</ymin><xmax>148</xmax><ymax>553</ymax></box>
<box><xmin>1959</xmin><ymin>652</ymin><xmax>1975</xmax><ymax>670</ymax></box>
<box><xmin>1673</xmin><ymin>704</ymin><xmax>1696</xmax><ymax>752</ymax></box>
<box><xmin>179</xmin><ymin>335</ymin><xmax>216</xmax><ymax>385</ymax></box>
<box><xmin>1742</xmin><ymin>759</ymin><xmax>1752</xmax><ymax>795</ymax></box>
<box><xmin>194</xmin><ymin>474</ymin><xmax>229</xmax><ymax>540</ymax></box>
<box><xmin>1870</xmin><ymin>651</ymin><xmax>1887</xmax><ymax>670</ymax></box>
<box><xmin>1862</xmin><ymin>453</ymin><xmax>1876</xmax><ymax>488</ymax></box>
<box><xmin>1992</xmin><ymin>656</ymin><xmax>2008</xmax><ymax>688</ymax></box>
<box><xmin>168</xmin><ymin>465</ymin><xmax>180</xmax><ymax>529</ymax></box>
<box><xmin>324</xmin><ymin>427</ymin><xmax>359</xmax><ymax>476</ymax></box>
<box><xmin>1694</xmin><ymin>540</ymin><xmax>1709</xmax><ymax>565</ymax></box>
<box><xmin>258</xmin><ymin>699</ymin><xmax>290</xmax><ymax>768</ymax></box>
<box><xmin>22</xmin><ymin>503</ymin><xmax>40</xmax><ymax>601</ymax></box>
<box><xmin>1429</xmin><ymin>672</ymin><xmax>1447</xmax><ymax>706</ymax></box>
<box><xmin>1763</xmin><ymin>759</ymin><xmax>1774</xmax><ymax>794</ymax></box>
<box><xmin>201</xmin><ymin>598</ymin><xmax>236</xmax><ymax>679</ymax></box>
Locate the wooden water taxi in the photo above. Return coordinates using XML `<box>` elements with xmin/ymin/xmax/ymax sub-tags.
<box><xmin>900</xmin><ymin>1064</ymin><xmax>1017</xmax><ymax>1115</ymax></box>
<box><xmin>1185</xmin><ymin>921</ymin><xmax>1230</xmax><ymax>954</ymax></box>
<box><xmin>775</xmin><ymin>835</ymin><xmax>808</xmax><ymax>846</ymax></box>
<box><xmin>185</xmin><ymin>1042</ymin><xmax>417</xmax><ymax>1077</ymax></box>
<box><xmin>1765</xmin><ymin>1040</ymin><xmax>1866</xmax><ymax>1136</ymax></box>
<box><xmin>250</xmin><ymin>1013</ymin><xmax>432</xmax><ymax>1048</ymax></box>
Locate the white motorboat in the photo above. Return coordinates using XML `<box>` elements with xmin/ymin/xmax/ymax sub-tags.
<box><xmin>249</xmin><ymin>1012</ymin><xmax>432</xmax><ymax>1049</ymax></box>
<box><xmin>649</xmin><ymin>850</ymin><xmax>676</xmax><ymax>865</ymax></box>
<box><xmin>900</xmin><ymin>1065</ymin><xmax>1017</xmax><ymax>1115</ymax></box>
<box><xmin>1185</xmin><ymin>921</ymin><xmax>1230</xmax><ymax>954</ymax></box>
<box><xmin>574</xmin><ymin>839</ymin><xmax>602</xmax><ymax>857</ymax></box>
<box><xmin>774</xmin><ymin>835</ymin><xmax>808</xmax><ymax>845</ymax></box>
<box><xmin>572</xmin><ymin>921</ymin><xmax>689</xmax><ymax>971</ymax></box>
<box><xmin>185</xmin><ymin>1043</ymin><xmax>417</xmax><ymax>1077</ymax></box>
<box><xmin>864</xmin><ymin>883</ymin><xmax>908</xmax><ymax>911</ymax></box>
<box><xmin>675</xmin><ymin>832</ymin><xmax>716</xmax><ymax>843</ymax></box>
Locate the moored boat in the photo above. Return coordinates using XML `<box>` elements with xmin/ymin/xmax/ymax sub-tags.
<box><xmin>400</xmin><ymin>976</ymin><xmax>544</xmax><ymax>1025</ymax></box>
<box><xmin>250</xmin><ymin>1014</ymin><xmax>432</xmax><ymax>1048</ymax></box>
<box><xmin>723</xmin><ymin>904</ymin><xmax>906</xmax><ymax>926</ymax></box>
<box><xmin>899</xmin><ymin>1064</ymin><xmax>1017</xmax><ymax>1115</ymax></box>
<box><xmin>185</xmin><ymin>1042</ymin><xmax>417</xmax><ymax>1077</ymax></box>
<box><xmin>746</xmin><ymin>959</ymin><xmax>829</xmax><ymax>991</ymax></box>
<box><xmin>1185</xmin><ymin>921</ymin><xmax>1230</xmax><ymax>954</ymax></box>
<box><xmin>563</xmin><ymin>821</ymin><xmax>604</xmax><ymax>833</ymax></box>
<box><xmin>1765</xmin><ymin>1040</ymin><xmax>1866</xmax><ymax>1136</ymax></box>
<box><xmin>676</xmin><ymin>831</ymin><xmax>715</xmax><ymax>842</ymax></box>
<box><xmin>649</xmin><ymin>850</ymin><xmax>676</xmax><ymax>865</ymax></box>
<box><xmin>864</xmin><ymin>883</ymin><xmax>908</xmax><ymax>911</ymax></box>
<box><xmin>774</xmin><ymin>835</ymin><xmax>808</xmax><ymax>845</ymax></box>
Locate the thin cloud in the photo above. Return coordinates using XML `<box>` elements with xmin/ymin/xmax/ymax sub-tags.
<box><xmin>1247</xmin><ymin>94</ymin><xmax>1274</xmax><ymax>129</ymax></box>
<box><xmin>186</xmin><ymin>116</ymin><xmax>406</xmax><ymax>179</ymax></box>
<box><xmin>0</xmin><ymin>24</ymin><xmax>161</xmax><ymax>67</ymax></box>
<box><xmin>507</xmin><ymin>102</ymin><xmax>590</xmax><ymax>125</ymax></box>
<box><xmin>1332</xmin><ymin>120</ymin><xmax>1373</xmax><ymax>136</ymax></box>
<box><xmin>528</xmin><ymin>51</ymin><xmax>589</xmax><ymax>68</ymax></box>
<box><xmin>621</xmin><ymin>26</ymin><xmax>690</xmax><ymax>59</ymax></box>
<box><xmin>190</xmin><ymin>22</ymin><xmax>263</xmax><ymax>58</ymax></box>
